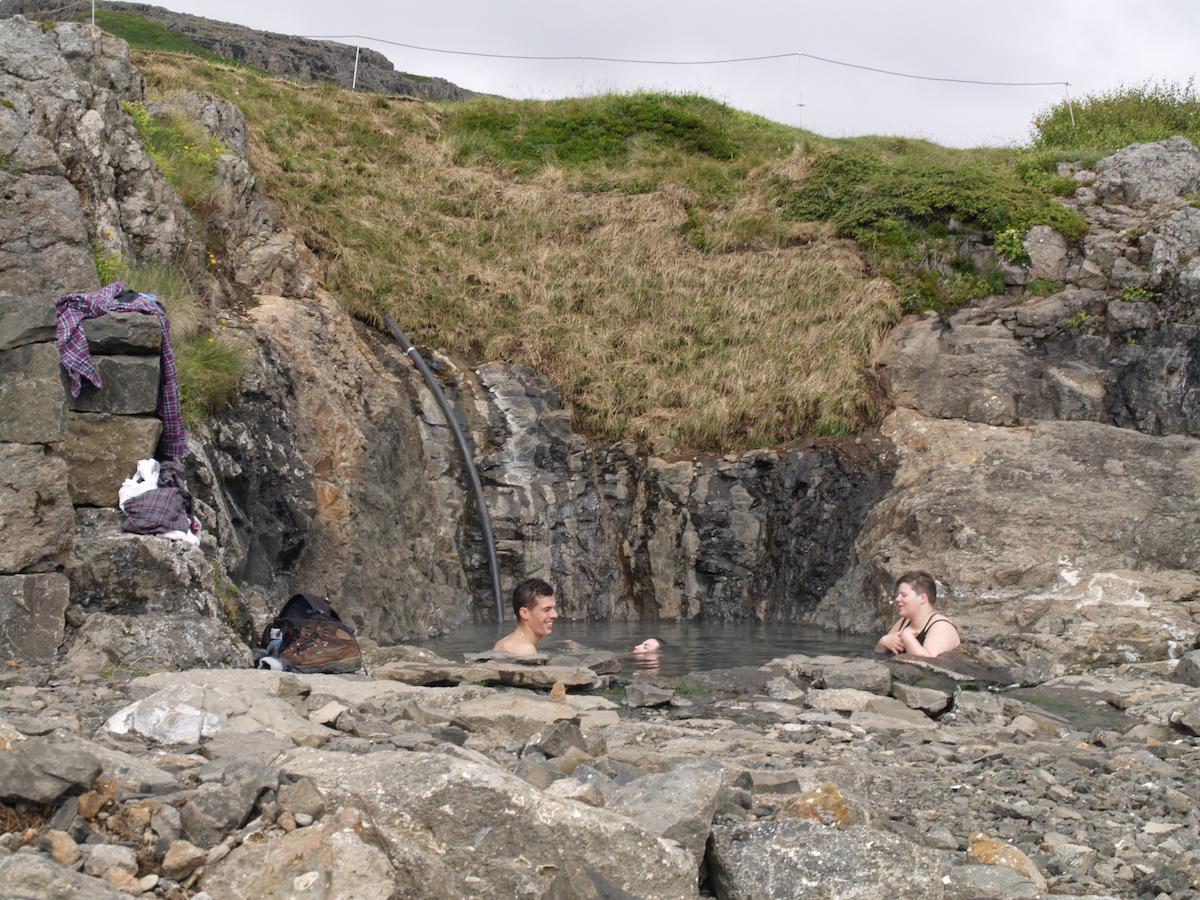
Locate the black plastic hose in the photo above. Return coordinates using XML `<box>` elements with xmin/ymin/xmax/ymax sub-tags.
<box><xmin>382</xmin><ymin>315</ymin><xmax>504</xmax><ymax>626</ymax></box>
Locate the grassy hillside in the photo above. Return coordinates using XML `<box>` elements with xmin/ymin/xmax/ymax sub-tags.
<box><xmin>128</xmin><ymin>47</ymin><xmax>1189</xmax><ymax>450</ymax></box>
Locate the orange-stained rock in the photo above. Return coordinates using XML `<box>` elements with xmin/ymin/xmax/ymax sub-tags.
<box><xmin>969</xmin><ymin>832</ymin><xmax>1048</xmax><ymax>891</ymax></box>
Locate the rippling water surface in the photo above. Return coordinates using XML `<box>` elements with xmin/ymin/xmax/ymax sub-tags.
<box><xmin>418</xmin><ymin>620</ymin><xmax>879</xmax><ymax>679</ymax></box>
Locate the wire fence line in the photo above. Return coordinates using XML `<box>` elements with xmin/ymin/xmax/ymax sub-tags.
<box><xmin>299</xmin><ymin>32</ymin><xmax>1071</xmax><ymax>89</ymax></box>
<box><xmin>0</xmin><ymin>0</ymin><xmax>1078</xmax><ymax>123</ymax></box>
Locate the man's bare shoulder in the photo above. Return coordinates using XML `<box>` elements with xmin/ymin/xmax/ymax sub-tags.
<box><xmin>493</xmin><ymin>631</ymin><xmax>536</xmax><ymax>656</ymax></box>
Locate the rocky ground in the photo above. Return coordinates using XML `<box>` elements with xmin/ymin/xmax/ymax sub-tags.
<box><xmin>1</xmin><ymin>646</ymin><xmax>1198</xmax><ymax>899</ymax></box>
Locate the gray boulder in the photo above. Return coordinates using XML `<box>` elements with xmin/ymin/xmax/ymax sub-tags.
<box><xmin>80</xmin><ymin>311</ymin><xmax>163</xmax><ymax>354</ymax></box>
<box><xmin>62</xmin><ymin>611</ymin><xmax>252</xmax><ymax>675</ymax></box>
<box><xmin>1172</xmin><ymin>649</ymin><xmax>1200</xmax><ymax>687</ymax></box>
<box><xmin>607</xmin><ymin>761</ymin><xmax>726</xmax><ymax>868</ymax></box>
<box><xmin>65</xmin><ymin>354</ymin><xmax>160</xmax><ymax>415</ymax></box>
<box><xmin>62</xmin><ymin>415</ymin><xmax>162</xmax><ymax>507</ymax></box>
<box><xmin>181</xmin><ymin>761</ymin><xmax>279</xmax><ymax>848</ymax></box>
<box><xmin>707</xmin><ymin>820</ymin><xmax>944</xmax><ymax>899</ymax></box>
<box><xmin>280</xmin><ymin>747</ymin><xmax>697</xmax><ymax>898</ymax></box>
<box><xmin>201</xmin><ymin>808</ymin><xmax>395</xmax><ymax>900</ymax></box>
<box><xmin>944</xmin><ymin>864</ymin><xmax>1039</xmax><ymax>899</ymax></box>
<box><xmin>0</xmin><ymin>852</ymin><xmax>126</xmax><ymax>899</ymax></box>
<box><xmin>66</xmin><ymin>511</ymin><xmax>221</xmax><ymax>615</ymax></box>
<box><xmin>0</xmin><ymin>737</ymin><xmax>101</xmax><ymax>804</ymax></box>
<box><xmin>1094</xmin><ymin>136</ymin><xmax>1200</xmax><ymax>208</ymax></box>
<box><xmin>626</xmin><ymin>680</ymin><xmax>675</xmax><ymax>708</ymax></box>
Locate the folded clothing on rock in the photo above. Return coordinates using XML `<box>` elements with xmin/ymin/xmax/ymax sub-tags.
<box><xmin>120</xmin><ymin>458</ymin><xmax>201</xmax><ymax>544</ymax></box>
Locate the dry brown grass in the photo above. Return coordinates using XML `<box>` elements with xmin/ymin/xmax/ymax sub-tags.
<box><xmin>136</xmin><ymin>52</ymin><xmax>899</xmax><ymax>449</ymax></box>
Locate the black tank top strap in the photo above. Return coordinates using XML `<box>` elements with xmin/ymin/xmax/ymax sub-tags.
<box><xmin>916</xmin><ymin>615</ymin><xmax>957</xmax><ymax>644</ymax></box>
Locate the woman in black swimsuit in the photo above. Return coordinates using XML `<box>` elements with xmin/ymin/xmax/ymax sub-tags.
<box><xmin>874</xmin><ymin>570</ymin><xmax>960</xmax><ymax>658</ymax></box>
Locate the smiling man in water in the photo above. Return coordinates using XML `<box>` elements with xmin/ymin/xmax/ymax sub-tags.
<box><xmin>493</xmin><ymin>578</ymin><xmax>559</xmax><ymax>657</ymax></box>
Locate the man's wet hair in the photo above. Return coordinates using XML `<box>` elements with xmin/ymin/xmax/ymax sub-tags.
<box><xmin>512</xmin><ymin>577</ymin><xmax>554</xmax><ymax>619</ymax></box>
<box><xmin>896</xmin><ymin>570</ymin><xmax>937</xmax><ymax>605</ymax></box>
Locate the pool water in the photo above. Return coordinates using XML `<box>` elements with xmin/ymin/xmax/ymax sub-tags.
<box><xmin>417</xmin><ymin>620</ymin><xmax>879</xmax><ymax>679</ymax></box>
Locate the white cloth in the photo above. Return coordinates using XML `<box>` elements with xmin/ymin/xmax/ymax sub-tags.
<box><xmin>160</xmin><ymin>529</ymin><xmax>201</xmax><ymax>546</ymax></box>
<box><xmin>118</xmin><ymin>458</ymin><xmax>161</xmax><ymax>511</ymax></box>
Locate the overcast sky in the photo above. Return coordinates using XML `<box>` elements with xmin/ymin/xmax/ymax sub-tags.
<box><xmin>156</xmin><ymin>1</ymin><xmax>1200</xmax><ymax>148</ymax></box>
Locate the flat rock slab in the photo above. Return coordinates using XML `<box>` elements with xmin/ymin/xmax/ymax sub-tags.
<box><xmin>82</xmin><ymin>312</ymin><xmax>162</xmax><ymax>354</ymax></box>
<box><xmin>376</xmin><ymin>660</ymin><xmax>601</xmax><ymax>690</ymax></box>
<box><xmin>65</xmin><ymin>354</ymin><xmax>160</xmax><ymax>414</ymax></box>
<box><xmin>708</xmin><ymin>820</ymin><xmax>944</xmax><ymax>900</ymax></box>
<box><xmin>280</xmin><ymin>747</ymin><xmax>697</xmax><ymax>898</ymax></box>
<box><xmin>63</xmin><ymin>412</ymin><xmax>161</xmax><ymax>507</ymax></box>
<box><xmin>0</xmin><ymin>295</ymin><xmax>57</xmax><ymax>351</ymax></box>
<box><xmin>0</xmin><ymin>341</ymin><xmax>68</xmax><ymax>443</ymax></box>
<box><xmin>0</xmin><ymin>572</ymin><xmax>68</xmax><ymax>662</ymax></box>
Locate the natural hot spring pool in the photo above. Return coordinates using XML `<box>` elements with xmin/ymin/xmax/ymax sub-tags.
<box><xmin>417</xmin><ymin>620</ymin><xmax>879</xmax><ymax>679</ymax></box>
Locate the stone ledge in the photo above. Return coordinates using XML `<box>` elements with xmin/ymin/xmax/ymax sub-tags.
<box><xmin>0</xmin><ymin>295</ymin><xmax>56</xmax><ymax>351</ymax></box>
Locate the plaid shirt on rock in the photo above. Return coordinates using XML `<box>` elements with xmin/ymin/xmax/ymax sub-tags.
<box><xmin>55</xmin><ymin>281</ymin><xmax>189</xmax><ymax>458</ymax></box>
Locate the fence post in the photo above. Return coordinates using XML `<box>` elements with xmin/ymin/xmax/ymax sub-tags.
<box><xmin>352</xmin><ymin>46</ymin><xmax>360</xmax><ymax>91</ymax></box>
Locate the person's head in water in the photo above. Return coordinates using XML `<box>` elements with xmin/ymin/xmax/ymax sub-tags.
<box><xmin>894</xmin><ymin>570</ymin><xmax>936</xmax><ymax>619</ymax></box>
<box><xmin>512</xmin><ymin>578</ymin><xmax>558</xmax><ymax>638</ymax></box>
<box><xmin>633</xmin><ymin>637</ymin><xmax>666</xmax><ymax>654</ymax></box>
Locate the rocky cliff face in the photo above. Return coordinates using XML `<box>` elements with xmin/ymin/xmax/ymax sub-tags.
<box><xmin>3</xmin><ymin>0</ymin><xmax>478</xmax><ymax>103</ymax></box>
<box><xmin>815</xmin><ymin>138</ymin><xmax>1200</xmax><ymax>668</ymax></box>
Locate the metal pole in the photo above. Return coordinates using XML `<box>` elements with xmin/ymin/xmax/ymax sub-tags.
<box><xmin>92</xmin><ymin>0</ymin><xmax>95</xmax><ymax>26</ymax></box>
<box><xmin>352</xmin><ymin>46</ymin><xmax>360</xmax><ymax>91</ymax></box>
<box><xmin>1065</xmin><ymin>83</ymin><xmax>1076</xmax><ymax>127</ymax></box>
<box><xmin>382</xmin><ymin>315</ymin><xmax>505</xmax><ymax>626</ymax></box>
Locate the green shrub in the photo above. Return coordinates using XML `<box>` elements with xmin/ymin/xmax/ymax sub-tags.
<box><xmin>1121</xmin><ymin>284</ymin><xmax>1154</xmax><ymax>302</ymax></box>
<box><xmin>994</xmin><ymin>227</ymin><xmax>1030</xmax><ymax>265</ymax></box>
<box><xmin>1065</xmin><ymin>311</ymin><xmax>1091</xmax><ymax>330</ymax></box>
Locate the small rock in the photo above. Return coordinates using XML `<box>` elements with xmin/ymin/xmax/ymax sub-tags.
<box><xmin>308</xmin><ymin>701</ymin><xmax>348</xmax><ymax>726</ymax></box>
<box><xmin>548</xmin><ymin>681</ymin><xmax>567</xmax><ymax>702</ymax></box>
<box><xmin>84</xmin><ymin>843</ymin><xmax>138</xmax><ymax>878</ymax></box>
<box><xmin>293</xmin><ymin>812</ymin><xmax>313</xmax><ymax>827</ymax></box>
<box><xmin>41</xmin><ymin>829</ymin><xmax>79</xmax><ymax>867</ymax></box>
<box><xmin>162</xmin><ymin>839</ymin><xmax>207</xmax><ymax>881</ymax></box>
<box><xmin>1172</xmin><ymin>649</ymin><xmax>1200</xmax><ymax>687</ymax></box>
<box><xmin>777</xmin><ymin>783</ymin><xmax>855</xmax><ymax>829</ymax></box>
<box><xmin>625</xmin><ymin>680</ymin><xmax>674</xmax><ymax>708</ymax></box>
<box><xmin>968</xmin><ymin>832</ymin><xmax>1048</xmax><ymax>891</ymax></box>
<box><xmin>525</xmin><ymin>720</ymin><xmax>587</xmax><ymax>759</ymax></box>
<box><xmin>891</xmin><ymin>682</ymin><xmax>950</xmax><ymax>714</ymax></box>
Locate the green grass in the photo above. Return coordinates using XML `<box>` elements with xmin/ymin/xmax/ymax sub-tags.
<box><xmin>137</xmin><ymin>56</ymin><xmax>901</xmax><ymax>449</ymax></box>
<box><xmin>446</xmin><ymin>92</ymin><xmax>799</xmax><ymax>201</ymax></box>
<box><xmin>80</xmin><ymin>10</ymin><xmax>224</xmax><ymax>62</ymax></box>
<box><xmin>121</xmin><ymin>100</ymin><xmax>223</xmax><ymax>211</ymax></box>
<box><xmin>176</xmin><ymin>332</ymin><xmax>246</xmax><ymax>426</ymax></box>
<box><xmin>1033</xmin><ymin>79</ymin><xmax>1200</xmax><ymax>154</ymax></box>
<box><xmin>1027</xmin><ymin>278</ymin><xmax>1061</xmax><ymax>297</ymax></box>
